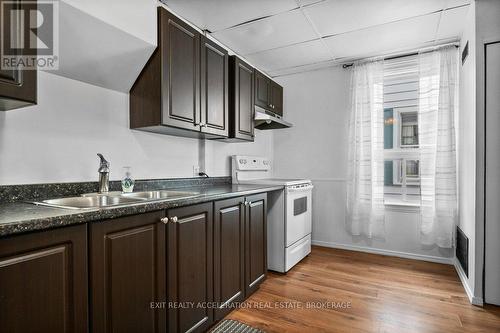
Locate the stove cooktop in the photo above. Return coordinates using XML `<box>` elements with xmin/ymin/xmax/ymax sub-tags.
<box><xmin>236</xmin><ymin>178</ymin><xmax>311</xmax><ymax>187</ymax></box>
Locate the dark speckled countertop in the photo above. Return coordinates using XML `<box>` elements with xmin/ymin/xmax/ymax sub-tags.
<box><xmin>0</xmin><ymin>184</ymin><xmax>283</xmax><ymax>237</ymax></box>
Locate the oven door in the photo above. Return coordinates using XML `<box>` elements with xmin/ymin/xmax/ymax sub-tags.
<box><xmin>285</xmin><ymin>184</ymin><xmax>313</xmax><ymax>247</ymax></box>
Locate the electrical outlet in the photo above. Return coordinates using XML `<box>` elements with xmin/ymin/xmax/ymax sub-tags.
<box><xmin>193</xmin><ymin>165</ymin><xmax>200</xmax><ymax>177</ymax></box>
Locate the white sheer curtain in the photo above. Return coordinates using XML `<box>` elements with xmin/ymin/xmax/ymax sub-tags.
<box><xmin>346</xmin><ymin>61</ymin><xmax>385</xmax><ymax>238</ymax></box>
<box><xmin>418</xmin><ymin>46</ymin><xmax>459</xmax><ymax>248</ymax></box>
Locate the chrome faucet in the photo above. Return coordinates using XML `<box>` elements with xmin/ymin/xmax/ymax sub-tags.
<box><xmin>97</xmin><ymin>153</ymin><xmax>110</xmax><ymax>193</ymax></box>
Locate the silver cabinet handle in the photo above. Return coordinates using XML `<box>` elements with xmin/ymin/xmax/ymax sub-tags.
<box><xmin>161</xmin><ymin>217</ymin><xmax>169</xmax><ymax>224</ymax></box>
<box><xmin>243</xmin><ymin>201</ymin><xmax>248</xmax><ymax>206</ymax></box>
<box><xmin>171</xmin><ymin>216</ymin><xmax>178</xmax><ymax>223</ymax></box>
<box><xmin>248</xmin><ymin>201</ymin><xmax>252</xmax><ymax>205</ymax></box>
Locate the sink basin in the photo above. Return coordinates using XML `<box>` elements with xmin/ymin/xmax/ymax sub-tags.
<box><xmin>121</xmin><ymin>190</ymin><xmax>199</xmax><ymax>200</ymax></box>
<box><xmin>34</xmin><ymin>190</ymin><xmax>200</xmax><ymax>210</ymax></box>
<box><xmin>36</xmin><ymin>195</ymin><xmax>146</xmax><ymax>210</ymax></box>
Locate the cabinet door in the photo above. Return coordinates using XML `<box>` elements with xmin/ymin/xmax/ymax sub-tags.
<box><xmin>245</xmin><ymin>193</ymin><xmax>267</xmax><ymax>296</ymax></box>
<box><xmin>0</xmin><ymin>225</ymin><xmax>88</xmax><ymax>333</ymax></box>
<box><xmin>0</xmin><ymin>0</ymin><xmax>37</xmax><ymax>111</ymax></box>
<box><xmin>91</xmin><ymin>211</ymin><xmax>166</xmax><ymax>333</ymax></box>
<box><xmin>160</xmin><ymin>8</ymin><xmax>200</xmax><ymax>131</ymax></box>
<box><xmin>200</xmin><ymin>36</ymin><xmax>228</xmax><ymax>137</ymax></box>
<box><xmin>214</xmin><ymin>197</ymin><xmax>245</xmax><ymax>320</ymax></box>
<box><xmin>254</xmin><ymin>69</ymin><xmax>271</xmax><ymax>110</ymax></box>
<box><xmin>230</xmin><ymin>56</ymin><xmax>254</xmax><ymax>141</ymax></box>
<box><xmin>271</xmin><ymin>81</ymin><xmax>283</xmax><ymax>116</ymax></box>
<box><xmin>167</xmin><ymin>203</ymin><xmax>213</xmax><ymax>333</ymax></box>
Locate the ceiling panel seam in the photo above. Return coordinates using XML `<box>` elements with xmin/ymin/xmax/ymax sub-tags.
<box><xmin>295</xmin><ymin>0</ymin><xmax>336</xmax><ymax>60</ymax></box>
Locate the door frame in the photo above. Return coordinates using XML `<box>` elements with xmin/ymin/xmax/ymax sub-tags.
<box><xmin>482</xmin><ymin>39</ymin><xmax>500</xmax><ymax>305</ymax></box>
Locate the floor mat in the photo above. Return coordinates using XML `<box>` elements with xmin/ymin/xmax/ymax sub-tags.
<box><xmin>210</xmin><ymin>319</ymin><xmax>265</xmax><ymax>333</ymax></box>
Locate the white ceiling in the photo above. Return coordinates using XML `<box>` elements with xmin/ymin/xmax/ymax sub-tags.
<box><xmin>163</xmin><ymin>0</ymin><xmax>470</xmax><ymax>77</ymax></box>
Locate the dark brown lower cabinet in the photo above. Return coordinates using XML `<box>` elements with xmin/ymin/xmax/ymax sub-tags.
<box><xmin>167</xmin><ymin>202</ymin><xmax>214</xmax><ymax>333</ymax></box>
<box><xmin>245</xmin><ymin>193</ymin><xmax>267</xmax><ymax>296</ymax></box>
<box><xmin>0</xmin><ymin>224</ymin><xmax>88</xmax><ymax>333</ymax></box>
<box><xmin>91</xmin><ymin>211</ymin><xmax>166</xmax><ymax>333</ymax></box>
<box><xmin>0</xmin><ymin>193</ymin><xmax>268</xmax><ymax>332</ymax></box>
<box><xmin>213</xmin><ymin>197</ymin><xmax>246</xmax><ymax>320</ymax></box>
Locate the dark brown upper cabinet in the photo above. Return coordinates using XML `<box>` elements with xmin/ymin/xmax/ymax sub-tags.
<box><xmin>0</xmin><ymin>224</ymin><xmax>88</xmax><ymax>333</ymax></box>
<box><xmin>225</xmin><ymin>56</ymin><xmax>254</xmax><ymax>142</ymax></box>
<box><xmin>270</xmin><ymin>81</ymin><xmax>283</xmax><ymax>117</ymax></box>
<box><xmin>91</xmin><ymin>211</ymin><xmax>166</xmax><ymax>333</ymax></box>
<box><xmin>254</xmin><ymin>69</ymin><xmax>271</xmax><ymax>111</ymax></box>
<box><xmin>130</xmin><ymin>7</ymin><xmax>228</xmax><ymax>139</ymax></box>
<box><xmin>0</xmin><ymin>0</ymin><xmax>37</xmax><ymax>111</ymax></box>
<box><xmin>167</xmin><ymin>202</ymin><xmax>214</xmax><ymax>333</ymax></box>
<box><xmin>254</xmin><ymin>69</ymin><xmax>283</xmax><ymax>117</ymax></box>
<box><xmin>200</xmin><ymin>36</ymin><xmax>229</xmax><ymax>137</ymax></box>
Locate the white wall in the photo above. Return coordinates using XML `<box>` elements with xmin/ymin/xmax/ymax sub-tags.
<box><xmin>274</xmin><ymin>66</ymin><xmax>453</xmax><ymax>262</ymax></box>
<box><xmin>63</xmin><ymin>0</ymin><xmax>157</xmax><ymax>44</ymax></box>
<box><xmin>457</xmin><ymin>1</ymin><xmax>477</xmax><ymax>300</ymax></box>
<box><xmin>0</xmin><ymin>71</ymin><xmax>272</xmax><ymax>185</ymax></box>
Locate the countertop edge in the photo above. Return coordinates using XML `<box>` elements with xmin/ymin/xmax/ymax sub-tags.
<box><xmin>0</xmin><ymin>185</ymin><xmax>284</xmax><ymax>238</ymax></box>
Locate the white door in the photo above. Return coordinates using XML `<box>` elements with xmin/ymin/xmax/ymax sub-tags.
<box><xmin>485</xmin><ymin>41</ymin><xmax>500</xmax><ymax>306</ymax></box>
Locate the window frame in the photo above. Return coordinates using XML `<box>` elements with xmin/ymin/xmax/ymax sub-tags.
<box><xmin>383</xmin><ymin>55</ymin><xmax>421</xmax><ymax>207</ymax></box>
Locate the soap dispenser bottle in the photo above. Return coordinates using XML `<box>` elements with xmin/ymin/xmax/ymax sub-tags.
<box><xmin>121</xmin><ymin>166</ymin><xmax>135</xmax><ymax>193</ymax></box>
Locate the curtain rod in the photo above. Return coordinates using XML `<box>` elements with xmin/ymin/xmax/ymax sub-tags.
<box><xmin>342</xmin><ymin>42</ymin><xmax>460</xmax><ymax>69</ymax></box>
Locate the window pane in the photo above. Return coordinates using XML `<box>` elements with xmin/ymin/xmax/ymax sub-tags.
<box><xmin>401</xmin><ymin>112</ymin><xmax>418</xmax><ymax>146</ymax></box>
<box><xmin>384</xmin><ymin>158</ymin><xmax>421</xmax><ymax>205</ymax></box>
<box><xmin>384</xmin><ymin>108</ymin><xmax>394</xmax><ymax>149</ymax></box>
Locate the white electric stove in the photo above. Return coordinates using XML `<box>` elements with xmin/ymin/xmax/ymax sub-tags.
<box><xmin>232</xmin><ymin>156</ymin><xmax>313</xmax><ymax>273</ymax></box>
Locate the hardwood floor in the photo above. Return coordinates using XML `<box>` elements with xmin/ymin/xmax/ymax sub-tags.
<box><xmin>226</xmin><ymin>246</ymin><xmax>500</xmax><ymax>333</ymax></box>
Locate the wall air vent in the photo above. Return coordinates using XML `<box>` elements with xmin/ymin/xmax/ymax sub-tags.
<box><xmin>456</xmin><ymin>226</ymin><xmax>469</xmax><ymax>277</ymax></box>
<box><xmin>462</xmin><ymin>41</ymin><xmax>469</xmax><ymax>65</ymax></box>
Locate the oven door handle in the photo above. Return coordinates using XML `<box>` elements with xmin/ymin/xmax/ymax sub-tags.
<box><xmin>287</xmin><ymin>185</ymin><xmax>314</xmax><ymax>193</ymax></box>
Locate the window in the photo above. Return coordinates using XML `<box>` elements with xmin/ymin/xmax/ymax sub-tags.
<box><xmin>400</xmin><ymin>112</ymin><xmax>418</xmax><ymax>146</ymax></box>
<box><xmin>383</xmin><ymin>56</ymin><xmax>420</xmax><ymax>206</ymax></box>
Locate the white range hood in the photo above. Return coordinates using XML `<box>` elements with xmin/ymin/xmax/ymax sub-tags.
<box><xmin>254</xmin><ymin>107</ymin><xmax>292</xmax><ymax>130</ymax></box>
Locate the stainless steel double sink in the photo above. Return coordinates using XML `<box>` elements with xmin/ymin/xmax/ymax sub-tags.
<box><xmin>34</xmin><ymin>190</ymin><xmax>199</xmax><ymax>210</ymax></box>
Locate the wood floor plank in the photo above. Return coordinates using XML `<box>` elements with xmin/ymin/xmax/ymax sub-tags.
<box><xmin>226</xmin><ymin>246</ymin><xmax>500</xmax><ymax>333</ymax></box>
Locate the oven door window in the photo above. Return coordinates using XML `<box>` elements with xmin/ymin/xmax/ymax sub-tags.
<box><xmin>293</xmin><ymin>197</ymin><xmax>308</xmax><ymax>216</ymax></box>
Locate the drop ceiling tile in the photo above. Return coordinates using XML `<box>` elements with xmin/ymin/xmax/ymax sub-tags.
<box><xmin>245</xmin><ymin>39</ymin><xmax>332</xmax><ymax>72</ymax></box>
<box><xmin>323</xmin><ymin>12</ymin><xmax>441</xmax><ymax>60</ymax></box>
<box><xmin>436</xmin><ymin>5</ymin><xmax>470</xmax><ymax>40</ymax></box>
<box><xmin>162</xmin><ymin>0</ymin><xmax>299</xmax><ymax>32</ymax></box>
<box><xmin>304</xmin><ymin>0</ymin><xmax>464</xmax><ymax>37</ymax></box>
<box><xmin>212</xmin><ymin>9</ymin><xmax>317</xmax><ymax>55</ymax></box>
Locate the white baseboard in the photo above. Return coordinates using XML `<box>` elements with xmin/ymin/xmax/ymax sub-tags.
<box><xmin>453</xmin><ymin>258</ymin><xmax>484</xmax><ymax>306</ymax></box>
<box><xmin>311</xmin><ymin>240</ymin><xmax>454</xmax><ymax>265</ymax></box>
